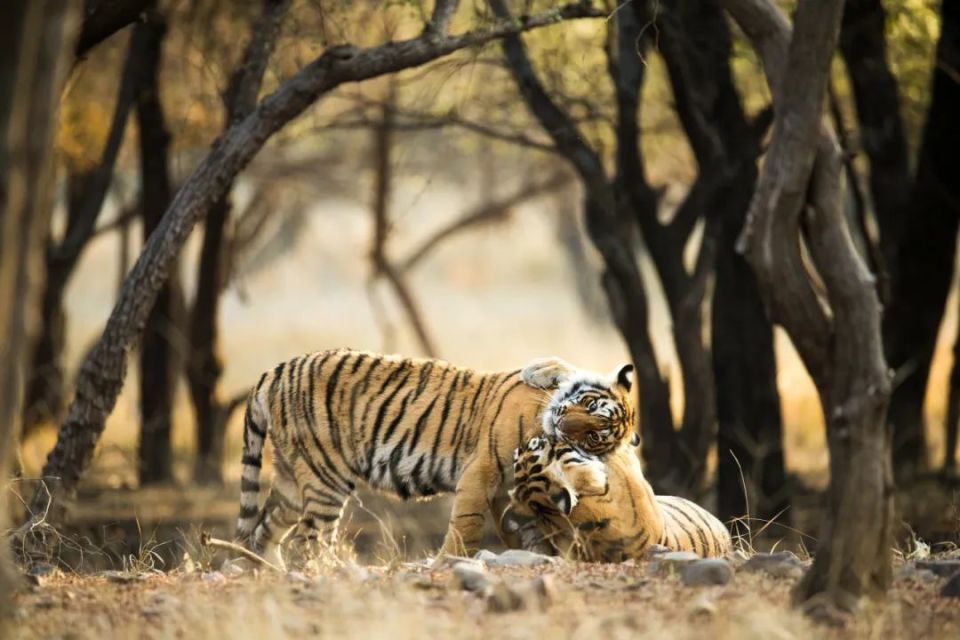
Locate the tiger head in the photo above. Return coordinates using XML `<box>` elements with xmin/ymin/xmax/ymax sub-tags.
<box><xmin>541</xmin><ymin>364</ymin><xmax>636</xmax><ymax>456</ymax></box>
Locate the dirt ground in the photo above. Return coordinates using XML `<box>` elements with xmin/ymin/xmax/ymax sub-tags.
<box><xmin>8</xmin><ymin>553</ymin><xmax>960</xmax><ymax>640</ymax></box>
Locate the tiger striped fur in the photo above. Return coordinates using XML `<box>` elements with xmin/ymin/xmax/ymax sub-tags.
<box><xmin>505</xmin><ymin>435</ymin><xmax>731</xmax><ymax>561</ymax></box>
<box><xmin>235</xmin><ymin>349</ymin><xmax>636</xmax><ymax>567</ymax></box>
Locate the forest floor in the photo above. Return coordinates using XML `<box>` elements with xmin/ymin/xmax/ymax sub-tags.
<box><xmin>8</xmin><ymin>550</ymin><xmax>960</xmax><ymax>640</ymax></box>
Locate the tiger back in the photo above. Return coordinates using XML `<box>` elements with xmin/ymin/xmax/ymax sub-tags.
<box><xmin>507</xmin><ymin>436</ymin><xmax>731</xmax><ymax>561</ymax></box>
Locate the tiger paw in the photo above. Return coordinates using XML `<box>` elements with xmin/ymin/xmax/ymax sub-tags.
<box><xmin>520</xmin><ymin>357</ymin><xmax>577</xmax><ymax>390</ymax></box>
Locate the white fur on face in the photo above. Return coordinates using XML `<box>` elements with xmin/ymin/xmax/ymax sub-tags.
<box><xmin>540</xmin><ymin>372</ymin><xmax>616</xmax><ymax>436</ymax></box>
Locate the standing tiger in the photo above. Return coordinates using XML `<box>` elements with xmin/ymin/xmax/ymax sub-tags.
<box><xmin>505</xmin><ymin>435</ymin><xmax>731</xmax><ymax>561</ymax></box>
<box><xmin>234</xmin><ymin>348</ymin><xmax>635</xmax><ymax>567</ymax></box>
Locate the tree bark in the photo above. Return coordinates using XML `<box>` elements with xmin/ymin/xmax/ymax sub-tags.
<box><xmin>0</xmin><ymin>0</ymin><xmax>79</xmax><ymax>617</ymax></box>
<box><xmin>25</xmin><ymin>0</ymin><xmax>604</xmax><ymax>524</ymax></box>
<box><xmin>884</xmin><ymin>0</ymin><xmax>960</xmax><ymax>480</ymax></box>
<box><xmin>839</xmin><ymin>0</ymin><xmax>910</xmax><ymax>276</ymax></box>
<box><xmin>656</xmin><ymin>0</ymin><xmax>785</xmax><ymax>525</ymax></box>
<box><xmin>490</xmin><ymin>0</ymin><xmax>675</xmax><ymax>487</ymax></box>
<box><xmin>22</xmin><ymin>26</ymin><xmax>144</xmax><ymax>435</ymax></box>
<box><xmin>135</xmin><ymin>9</ymin><xmax>177</xmax><ymax>486</ymax></box>
<box><xmin>76</xmin><ymin>0</ymin><xmax>152</xmax><ymax>58</ymax></box>
<box><xmin>189</xmin><ymin>0</ymin><xmax>290</xmax><ymax>485</ymax></box>
<box><xmin>724</xmin><ymin>0</ymin><xmax>894</xmax><ymax>610</ymax></box>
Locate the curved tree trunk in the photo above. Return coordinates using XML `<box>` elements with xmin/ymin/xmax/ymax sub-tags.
<box><xmin>724</xmin><ymin>0</ymin><xmax>894</xmax><ymax>610</ymax></box>
<box><xmin>0</xmin><ymin>0</ymin><xmax>79</xmax><ymax>617</ymax></box>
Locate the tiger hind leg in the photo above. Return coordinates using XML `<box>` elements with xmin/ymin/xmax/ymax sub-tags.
<box><xmin>288</xmin><ymin>486</ymin><xmax>351</xmax><ymax>564</ymax></box>
<box><xmin>250</xmin><ymin>457</ymin><xmax>302</xmax><ymax>570</ymax></box>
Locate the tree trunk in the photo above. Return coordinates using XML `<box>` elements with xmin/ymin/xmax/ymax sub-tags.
<box><xmin>22</xmin><ymin>23</ymin><xmax>144</xmax><ymax>436</ymax></box>
<box><xmin>723</xmin><ymin>0</ymin><xmax>894</xmax><ymax>610</ymax></box>
<box><xmin>713</xmin><ymin>167</ymin><xmax>787</xmax><ymax>526</ymax></box>
<box><xmin>656</xmin><ymin>0</ymin><xmax>786</xmax><ymax>524</ymax></box>
<box><xmin>0</xmin><ymin>0</ymin><xmax>79</xmax><ymax>615</ymax></box>
<box><xmin>490</xmin><ymin>0</ymin><xmax>676</xmax><ymax>487</ymax></box>
<box><xmin>135</xmin><ymin>9</ymin><xmax>177</xmax><ymax>486</ymax></box>
<box><xmin>884</xmin><ymin>0</ymin><xmax>960</xmax><ymax>480</ymax></box>
<box><xmin>189</xmin><ymin>197</ymin><xmax>230</xmax><ymax>485</ymax></box>
<box><xmin>189</xmin><ymin>0</ymin><xmax>290</xmax><ymax>485</ymax></box>
<box><xmin>838</xmin><ymin>0</ymin><xmax>910</xmax><ymax>277</ymax></box>
<box><xmin>24</xmin><ymin>0</ymin><xmax>604</xmax><ymax>524</ymax></box>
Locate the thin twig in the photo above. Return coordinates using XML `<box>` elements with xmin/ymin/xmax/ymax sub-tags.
<box><xmin>200</xmin><ymin>532</ymin><xmax>284</xmax><ymax>572</ymax></box>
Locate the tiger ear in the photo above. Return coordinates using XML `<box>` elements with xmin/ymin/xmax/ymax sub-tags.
<box><xmin>615</xmin><ymin>363</ymin><xmax>634</xmax><ymax>391</ymax></box>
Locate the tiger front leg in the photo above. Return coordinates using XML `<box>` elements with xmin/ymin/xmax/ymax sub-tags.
<box><xmin>437</xmin><ymin>458</ymin><xmax>496</xmax><ymax>559</ymax></box>
<box><xmin>520</xmin><ymin>356</ymin><xmax>577</xmax><ymax>390</ymax></box>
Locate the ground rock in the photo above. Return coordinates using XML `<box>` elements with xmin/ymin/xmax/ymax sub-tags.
<box><xmin>915</xmin><ymin>559</ymin><xmax>960</xmax><ymax>578</ymax></box>
<box><xmin>649</xmin><ymin>551</ymin><xmax>699</xmax><ymax>575</ymax></box>
<box><xmin>680</xmin><ymin>559</ymin><xmax>734</xmax><ymax>587</ymax></box>
<box><xmin>451</xmin><ymin>562</ymin><xmax>489</xmax><ymax>593</ymax></box>
<box><xmin>941</xmin><ymin>573</ymin><xmax>960</xmax><ymax>597</ymax></box>
<box><xmin>740</xmin><ymin>552</ymin><xmax>803</xmax><ymax>579</ymax></box>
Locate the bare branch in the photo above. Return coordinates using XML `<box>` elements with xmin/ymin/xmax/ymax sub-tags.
<box><xmin>53</xmin><ymin>24</ymin><xmax>146</xmax><ymax>270</ymax></box>
<box><xmin>199</xmin><ymin>532</ymin><xmax>283</xmax><ymax>572</ymax></box>
<box><xmin>426</xmin><ymin>0</ymin><xmax>459</xmax><ymax>37</ymax></box>
<box><xmin>401</xmin><ymin>171</ymin><xmax>568</xmax><ymax>272</ymax></box>
<box><xmin>223</xmin><ymin>0</ymin><xmax>290</xmax><ymax>123</ymax></box>
<box><xmin>75</xmin><ymin>0</ymin><xmax>151</xmax><ymax>58</ymax></box>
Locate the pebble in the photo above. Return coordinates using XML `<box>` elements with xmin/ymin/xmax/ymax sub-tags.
<box><xmin>645</xmin><ymin>544</ymin><xmax>670</xmax><ymax>559</ymax></box>
<box><xmin>99</xmin><ymin>571</ymin><xmax>138</xmax><ymax>584</ymax></box>
<box><xmin>897</xmin><ymin>563</ymin><xmax>939</xmax><ymax>583</ymax></box>
<box><xmin>740</xmin><ymin>552</ymin><xmax>804</xmax><ymax>579</ymax></box>
<box><xmin>477</xmin><ymin>549</ymin><xmax>555</xmax><ymax>567</ymax></box>
<box><xmin>941</xmin><ymin>573</ymin><xmax>960</xmax><ymax>598</ymax></box>
<box><xmin>649</xmin><ymin>551</ymin><xmax>699</xmax><ymax>575</ymax></box>
<box><xmin>915</xmin><ymin>559</ymin><xmax>960</xmax><ymax>578</ymax></box>
<box><xmin>680</xmin><ymin>559</ymin><xmax>734</xmax><ymax>587</ymax></box>
<box><xmin>200</xmin><ymin>571</ymin><xmax>226</xmax><ymax>583</ymax></box>
<box><xmin>451</xmin><ymin>562</ymin><xmax>489</xmax><ymax>593</ymax></box>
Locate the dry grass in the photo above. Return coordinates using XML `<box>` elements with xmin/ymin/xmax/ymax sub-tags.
<box><xmin>10</xmin><ymin>556</ymin><xmax>960</xmax><ymax>640</ymax></box>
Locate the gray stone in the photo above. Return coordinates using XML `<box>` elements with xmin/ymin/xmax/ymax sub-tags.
<box><xmin>484</xmin><ymin>549</ymin><xmax>555</xmax><ymax>567</ymax></box>
<box><xmin>740</xmin><ymin>552</ymin><xmax>804</xmax><ymax>579</ymax></box>
<box><xmin>473</xmin><ymin>549</ymin><xmax>500</xmax><ymax>563</ymax></box>
<box><xmin>680</xmin><ymin>559</ymin><xmax>734</xmax><ymax>587</ymax></box>
<box><xmin>649</xmin><ymin>550</ymin><xmax>699</xmax><ymax>575</ymax></box>
<box><xmin>645</xmin><ymin>544</ymin><xmax>670</xmax><ymax>559</ymax></box>
<box><xmin>200</xmin><ymin>571</ymin><xmax>226</xmax><ymax>583</ymax></box>
<box><xmin>915</xmin><ymin>559</ymin><xmax>960</xmax><ymax>578</ymax></box>
<box><xmin>99</xmin><ymin>570</ymin><xmax>138</xmax><ymax>584</ymax></box>
<box><xmin>898</xmin><ymin>563</ymin><xmax>939</xmax><ymax>583</ymax></box>
<box><xmin>941</xmin><ymin>573</ymin><xmax>960</xmax><ymax>598</ymax></box>
<box><xmin>451</xmin><ymin>562</ymin><xmax>490</xmax><ymax>593</ymax></box>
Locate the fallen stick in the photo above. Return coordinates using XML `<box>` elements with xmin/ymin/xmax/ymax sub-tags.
<box><xmin>200</xmin><ymin>531</ymin><xmax>284</xmax><ymax>573</ymax></box>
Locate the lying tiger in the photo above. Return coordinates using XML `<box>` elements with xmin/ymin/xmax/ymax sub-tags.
<box><xmin>235</xmin><ymin>349</ymin><xmax>635</xmax><ymax>568</ymax></box>
<box><xmin>504</xmin><ymin>435</ymin><xmax>731</xmax><ymax>561</ymax></box>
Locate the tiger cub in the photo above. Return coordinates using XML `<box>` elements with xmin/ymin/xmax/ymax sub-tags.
<box><xmin>521</xmin><ymin>357</ymin><xmax>636</xmax><ymax>456</ymax></box>
<box><xmin>235</xmin><ymin>349</ymin><xmax>635</xmax><ymax>567</ymax></box>
<box><xmin>505</xmin><ymin>435</ymin><xmax>731</xmax><ymax>561</ymax></box>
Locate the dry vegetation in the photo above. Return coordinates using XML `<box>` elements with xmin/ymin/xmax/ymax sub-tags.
<box><xmin>9</xmin><ymin>551</ymin><xmax>960</xmax><ymax>640</ymax></box>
